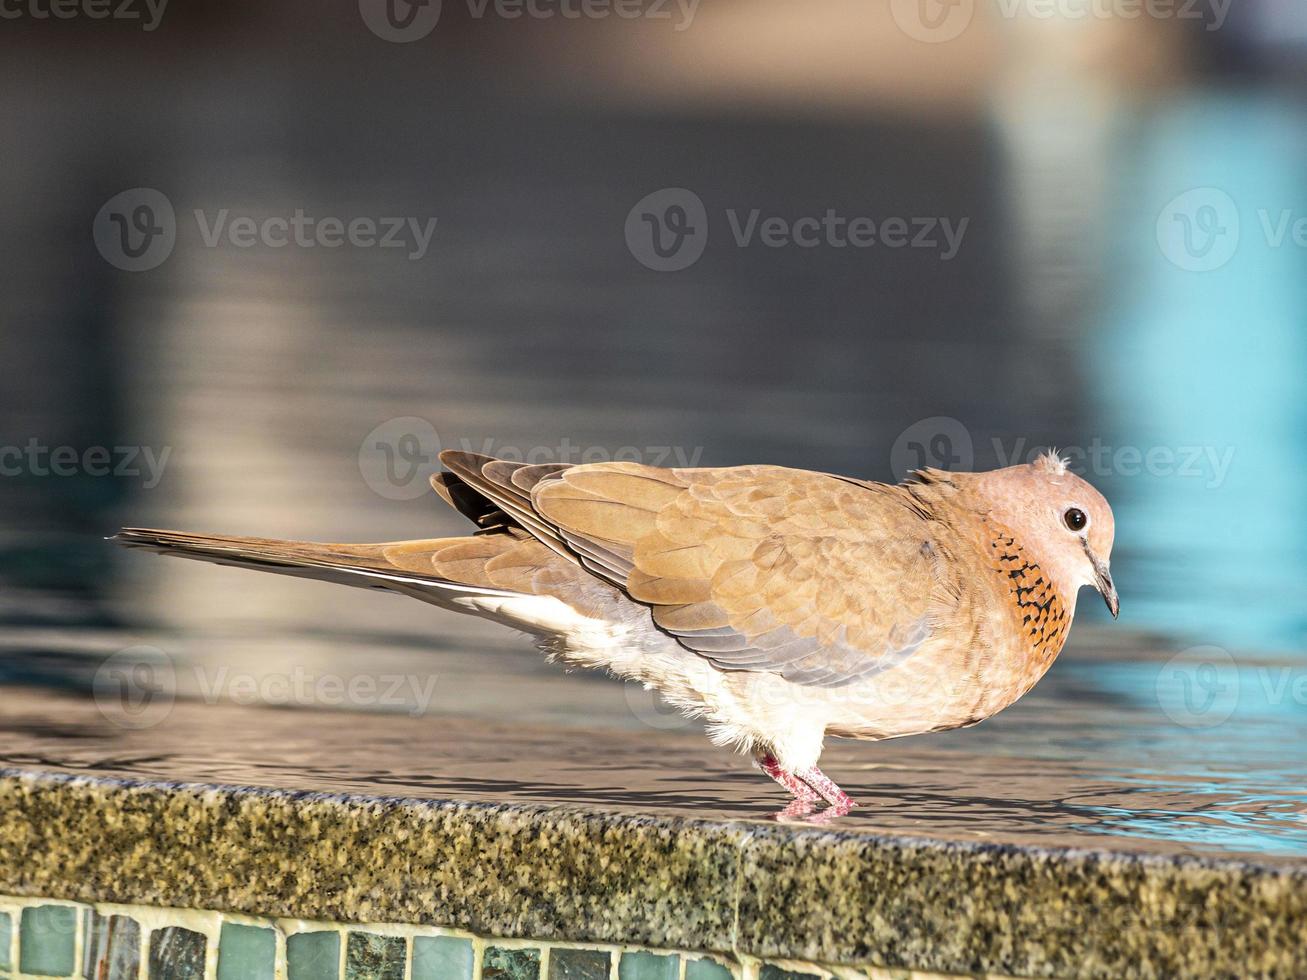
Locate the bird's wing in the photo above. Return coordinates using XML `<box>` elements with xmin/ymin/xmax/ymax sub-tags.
<box><xmin>524</xmin><ymin>461</ymin><xmax>947</xmax><ymax>688</ymax></box>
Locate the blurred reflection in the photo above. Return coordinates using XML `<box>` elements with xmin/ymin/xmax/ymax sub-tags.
<box><xmin>1093</xmin><ymin>95</ymin><xmax>1307</xmax><ymax>652</ymax></box>
<box><xmin>0</xmin><ymin>3</ymin><xmax>1303</xmax><ymax>701</ymax></box>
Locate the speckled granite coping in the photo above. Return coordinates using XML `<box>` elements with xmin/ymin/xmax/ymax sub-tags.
<box><xmin>1</xmin><ymin>769</ymin><xmax>1304</xmax><ymax>979</ymax></box>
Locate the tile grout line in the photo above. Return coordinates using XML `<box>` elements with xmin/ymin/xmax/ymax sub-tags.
<box><xmin>728</xmin><ymin>829</ymin><xmax>753</xmax><ymax>965</ymax></box>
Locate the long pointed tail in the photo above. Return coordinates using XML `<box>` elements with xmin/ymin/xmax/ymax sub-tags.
<box><xmin>113</xmin><ymin>528</ymin><xmax>521</xmax><ymax>598</ymax></box>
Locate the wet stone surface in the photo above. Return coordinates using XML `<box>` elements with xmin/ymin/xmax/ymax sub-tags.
<box><xmin>149</xmin><ymin>926</ymin><xmax>207</xmax><ymax>980</ymax></box>
<box><xmin>483</xmin><ymin>946</ymin><xmax>542</xmax><ymax>980</ymax></box>
<box><xmin>0</xmin><ymin>644</ymin><xmax>1301</xmax><ymax>979</ymax></box>
<box><xmin>345</xmin><ymin>932</ymin><xmax>406</xmax><ymax>980</ymax></box>
<box><xmin>548</xmin><ymin>948</ymin><xmax>611</xmax><ymax>980</ymax></box>
<box><xmin>84</xmin><ymin>910</ymin><xmax>143</xmax><ymax>980</ymax></box>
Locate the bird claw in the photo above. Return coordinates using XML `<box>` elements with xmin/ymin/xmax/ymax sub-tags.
<box><xmin>758</xmin><ymin>753</ymin><xmax>858</xmax><ymax>817</ymax></box>
<box><xmin>796</xmin><ymin>765</ymin><xmax>856</xmax><ymax>809</ymax></box>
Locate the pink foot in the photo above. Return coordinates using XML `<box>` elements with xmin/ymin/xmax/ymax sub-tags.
<box><xmin>758</xmin><ymin>753</ymin><xmax>822</xmax><ymax>803</ymax></box>
<box><xmin>795</xmin><ymin>765</ymin><xmax>857</xmax><ymax>808</ymax></box>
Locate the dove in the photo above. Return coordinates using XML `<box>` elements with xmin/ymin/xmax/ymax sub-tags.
<box><xmin>117</xmin><ymin>446</ymin><xmax>1117</xmax><ymax>812</ymax></box>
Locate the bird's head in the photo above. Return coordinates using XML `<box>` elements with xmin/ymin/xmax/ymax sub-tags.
<box><xmin>970</xmin><ymin>450</ymin><xmax>1118</xmax><ymax>618</ymax></box>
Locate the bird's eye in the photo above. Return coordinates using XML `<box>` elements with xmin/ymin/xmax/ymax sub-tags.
<box><xmin>1063</xmin><ymin>508</ymin><xmax>1087</xmax><ymax>532</ymax></box>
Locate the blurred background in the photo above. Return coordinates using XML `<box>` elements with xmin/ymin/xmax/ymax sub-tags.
<box><xmin>1</xmin><ymin>0</ymin><xmax>1306</xmax><ymax>726</ymax></box>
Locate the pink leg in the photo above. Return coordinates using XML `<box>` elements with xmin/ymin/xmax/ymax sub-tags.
<box><xmin>796</xmin><ymin>765</ymin><xmax>857</xmax><ymax>809</ymax></box>
<box><xmin>758</xmin><ymin>753</ymin><xmax>821</xmax><ymax>802</ymax></box>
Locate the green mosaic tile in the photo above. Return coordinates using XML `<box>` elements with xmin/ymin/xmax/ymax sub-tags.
<box><xmin>685</xmin><ymin>957</ymin><xmax>733</xmax><ymax>980</ymax></box>
<box><xmin>483</xmin><ymin>945</ymin><xmax>541</xmax><ymax>980</ymax></box>
<box><xmin>0</xmin><ymin>911</ymin><xmax>10</xmax><ymax>971</ymax></box>
<box><xmin>345</xmin><ymin>932</ymin><xmax>406</xmax><ymax>980</ymax></box>
<box><xmin>412</xmin><ymin>935</ymin><xmax>474</xmax><ymax>980</ymax></box>
<box><xmin>758</xmin><ymin>966</ymin><xmax>820</xmax><ymax>980</ymax></box>
<box><xmin>618</xmin><ymin>951</ymin><xmax>678</xmax><ymax>980</ymax></box>
<box><xmin>218</xmin><ymin>922</ymin><xmax>276</xmax><ymax>980</ymax></box>
<box><xmin>548</xmin><ymin>947</ymin><xmax>610</xmax><ymax>980</ymax></box>
<box><xmin>82</xmin><ymin>910</ymin><xmax>142</xmax><ymax>980</ymax></box>
<box><xmin>148</xmin><ymin>926</ymin><xmax>207</xmax><ymax>979</ymax></box>
<box><xmin>289</xmin><ymin>931</ymin><xmax>341</xmax><ymax>980</ymax></box>
<box><xmin>19</xmin><ymin>904</ymin><xmax>77</xmax><ymax>976</ymax></box>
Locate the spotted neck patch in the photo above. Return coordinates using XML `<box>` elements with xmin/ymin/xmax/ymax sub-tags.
<box><xmin>985</xmin><ymin>520</ymin><xmax>1071</xmax><ymax>665</ymax></box>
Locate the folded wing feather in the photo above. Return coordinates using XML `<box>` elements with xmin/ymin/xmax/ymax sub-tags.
<box><xmin>524</xmin><ymin>460</ymin><xmax>941</xmax><ymax>688</ymax></box>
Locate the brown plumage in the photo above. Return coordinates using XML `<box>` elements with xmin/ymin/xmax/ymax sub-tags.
<box><xmin>117</xmin><ymin>446</ymin><xmax>1117</xmax><ymax>812</ymax></box>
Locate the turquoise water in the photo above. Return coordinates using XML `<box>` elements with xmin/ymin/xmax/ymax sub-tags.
<box><xmin>1092</xmin><ymin>94</ymin><xmax>1307</xmax><ymax>653</ymax></box>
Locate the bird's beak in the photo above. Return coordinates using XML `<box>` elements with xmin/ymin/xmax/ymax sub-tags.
<box><xmin>1083</xmin><ymin>541</ymin><xmax>1119</xmax><ymax>619</ymax></box>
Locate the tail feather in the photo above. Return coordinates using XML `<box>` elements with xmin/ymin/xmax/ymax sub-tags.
<box><xmin>113</xmin><ymin>528</ymin><xmax>523</xmax><ymax>597</ymax></box>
